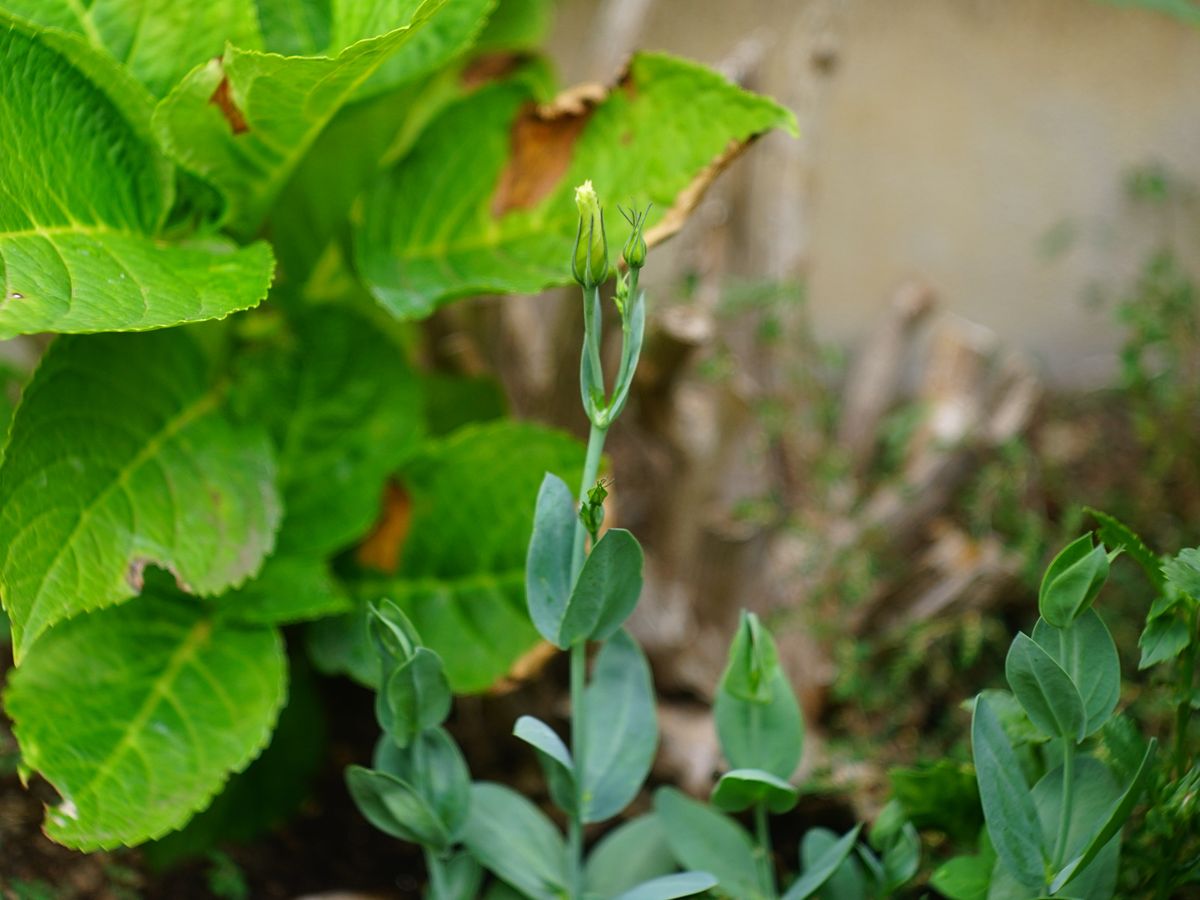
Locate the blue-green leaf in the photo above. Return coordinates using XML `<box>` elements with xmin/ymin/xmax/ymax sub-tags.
<box><xmin>782</xmin><ymin>824</ymin><xmax>862</xmax><ymax>900</ymax></box>
<box><xmin>526</xmin><ymin>472</ymin><xmax>576</xmax><ymax>647</ymax></box>
<box><xmin>1031</xmin><ymin>610</ymin><xmax>1119</xmax><ymax>736</ymax></box>
<box><xmin>514</xmin><ymin>714</ymin><xmax>576</xmax><ymax>816</ymax></box>
<box><xmin>613</xmin><ymin>872</ymin><xmax>719</xmax><ymax>900</ymax></box>
<box><xmin>1038</xmin><ymin>534</ymin><xmax>1109</xmax><ymax>627</ymax></box>
<box><xmin>582</xmin><ymin>630</ymin><xmax>658</xmax><ymax>823</ymax></box>
<box><xmin>710</xmin><ymin>769</ymin><xmax>799</xmax><ymax>814</ymax></box>
<box><xmin>461</xmin><ymin>782</ymin><xmax>568</xmax><ymax>900</ymax></box>
<box><xmin>1005</xmin><ymin>632</ymin><xmax>1085</xmax><ymax>741</ymax></box>
<box><xmin>714</xmin><ymin>612</ymin><xmax>803</xmax><ymax>779</ymax></box>
<box><xmin>559</xmin><ymin>528</ymin><xmax>644</xmax><ymax>647</ymax></box>
<box><xmin>970</xmin><ymin>695</ymin><xmax>1046</xmax><ymax>891</ymax></box>
<box><xmin>1049</xmin><ymin>740</ymin><xmax>1156</xmax><ymax>895</ymax></box>
<box><xmin>584</xmin><ymin>814</ymin><xmax>679</xmax><ymax>897</ymax></box>
<box><xmin>653</xmin><ymin>787</ymin><xmax>765</xmax><ymax>899</ymax></box>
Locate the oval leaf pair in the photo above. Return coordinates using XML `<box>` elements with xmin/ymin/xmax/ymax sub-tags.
<box><xmin>714</xmin><ymin>612</ymin><xmax>804</xmax><ymax>779</ymax></box>
<box><xmin>1005</xmin><ymin>633</ymin><xmax>1085</xmax><ymax>742</ymax></box>
<box><xmin>526</xmin><ymin>473</ymin><xmax>644</xmax><ymax>649</ymax></box>
<box><xmin>348</xmin><ymin>727</ymin><xmax>471</xmax><ymax>854</ymax></box>
<box><xmin>1039</xmin><ymin>535</ymin><xmax>1110</xmax><ymax>627</ymax></box>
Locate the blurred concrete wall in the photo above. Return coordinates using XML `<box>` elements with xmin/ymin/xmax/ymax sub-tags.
<box><xmin>548</xmin><ymin>0</ymin><xmax>1200</xmax><ymax>385</ymax></box>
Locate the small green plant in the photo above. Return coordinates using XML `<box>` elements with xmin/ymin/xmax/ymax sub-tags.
<box><xmin>348</xmin><ymin>186</ymin><xmax>716</xmax><ymax>899</ymax></box>
<box><xmin>653</xmin><ymin>610</ymin><xmax>920</xmax><ymax>900</ymax></box>
<box><xmin>928</xmin><ymin>526</ymin><xmax>1165</xmax><ymax>899</ymax></box>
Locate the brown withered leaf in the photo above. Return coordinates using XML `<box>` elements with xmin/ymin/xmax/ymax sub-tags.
<box><xmin>491</xmin><ymin>80</ymin><xmax>608</xmax><ymax>216</ymax></box>
<box><xmin>355</xmin><ymin>481</ymin><xmax>412</xmax><ymax>573</ymax></box>
<box><xmin>489</xmin><ymin>640</ymin><xmax>559</xmax><ymax>695</ymax></box>
<box><xmin>489</xmin><ymin>63</ymin><xmax>763</xmax><ymax>252</ymax></box>
<box><xmin>209</xmin><ymin>74</ymin><xmax>248</xmax><ymax>135</ymax></box>
<box><xmin>461</xmin><ymin>52</ymin><xmax>533</xmax><ymax>90</ymax></box>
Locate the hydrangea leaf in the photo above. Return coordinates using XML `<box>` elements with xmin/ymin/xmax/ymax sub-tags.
<box><xmin>3</xmin><ymin>584</ymin><xmax>287</xmax><ymax>850</ymax></box>
<box><xmin>310</xmin><ymin>420</ymin><xmax>583</xmax><ymax>692</ymax></box>
<box><xmin>215</xmin><ymin>556</ymin><xmax>350</xmax><ymax>627</ymax></box>
<box><xmin>234</xmin><ymin>307</ymin><xmax>423</xmax><ymax>555</ymax></box>
<box><xmin>153</xmin><ymin>0</ymin><xmax>453</xmax><ymax>237</ymax></box>
<box><xmin>0</xmin><ymin>1</ymin><xmax>261</xmax><ymax>97</ymax></box>
<box><xmin>0</xmin><ymin>329</ymin><xmax>281</xmax><ymax>659</ymax></box>
<box><xmin>0</xmin><ymin>19</ymin><xmax>274</xmax><ymax>338</ymax></box>
<box><xmin>355</xmin><ymin>52</ymin><xmax>798</xmax><ymax>320</ymax></box>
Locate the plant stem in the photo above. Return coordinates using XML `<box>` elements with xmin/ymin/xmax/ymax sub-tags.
<box><xmin>754</xmin><ymin>801</ymin><xmax>777</xmax><ymax>899</ymax></box>
<box><xmin>424</xmin><ymin>847</ymin><xmax>448</xmax><ymax>900</ymax></box>
<box><xmin>570</xmin><ymin>424</ymin><xmax>608</xmax><ymax>578</ymax></box>
<box><xmin>567</xmin><ymin>422</ymin><xmax>608</xmax><ymax>898</ymax></box>
<box><xmin>1052</xmin><ymin>739</ymin><xmax>1076</xmax><ymax>871</ymax></box>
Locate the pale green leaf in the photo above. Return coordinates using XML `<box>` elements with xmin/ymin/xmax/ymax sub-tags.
<box><xmin>356</xmin><ymin>52</ymin><xmax>798</xmax><ymax>319</ymax></box>
<box><xmin>0</xmin><ymin>19</ymin><xmax>274</xmax><ymax>338</ymax></box>
<box><xmin>153</xmin><ymin>0</ymin><xmax>450</xmax><ymax>236</ymax></box>
<box><xmin>0</xmin><ymin>0</ymin><xmax>262</xmax><ymax>97</ymax></box>
<box><xmin>4</xmin><ymin>585</ymin><xmax>286</xmax><ymax>849</ymax></box>
<box><xmin>234</xmin><ymin>306</ymin><xmax>423</xmax><ymax>555</ymax></box>
<box><xmin>0</xmin><ymin>330</ymin><xmax>281</xmax><ymax>659</ymax></box>
<box><xmin>311</xmin><ymin>420</ymin><xmax>583</xmax><ymax>692</ymax></box>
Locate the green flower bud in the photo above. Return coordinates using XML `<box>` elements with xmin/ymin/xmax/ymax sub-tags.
<box><xmin>572</xmin><ymin>180</ymin><xmax>608</xmax><ymax>287</ymax></box>
<box><xmin>579</xmin><ymin>477</ymin><xmax>610</xmax><ymax>541</ymax></box>
<box><xmin>621</xmin><ymin>202</ymin><xmax>651</xmax><ymax>270</ymax></box>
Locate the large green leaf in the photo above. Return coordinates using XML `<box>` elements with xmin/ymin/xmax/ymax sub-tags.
<box><xmin>216</xmin><ymin>556</ymin><xmax>349</xmax><ymax>626</ymax></box>
<box><xmin>0</xmin><ymin>1</ymin><xmax>261</xmax><ymax>97</ymax></box>
<box><xmin>153</xmin><ymin>0</ymin><xmax>453</xmax><ymax>236</ymax></box>
<box><xmin>310</xmin><ymin>420</ymin><xmax>583</xmax><ymax>692</ymax></box>
<box><xmin>356</xmin><ymin>52</ymin><xmax>797</xmax><ymax>319</ymax></box>
<box><xmin>3</xmin><ymin>584</ymin><xmax>286</xmax><ymax>849</ymax></box>
<box><xmin>0</xmin><ymin>19</ymin><xmax>274</xmax><ymax>339</ymax></box>
<box><xmin>0</xmin><ymin>330</ymin><xmax>281</xmax><ymax>659</ymax></box>
<box><xmin>144</xmin><ymin>656</ymin><xmax>326</xmax><ymax>865</ymax></box>
<box><xmin>235</xmin><ymin>306</ymin><xmax>423</xmax><ymax>555</ymax></box>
